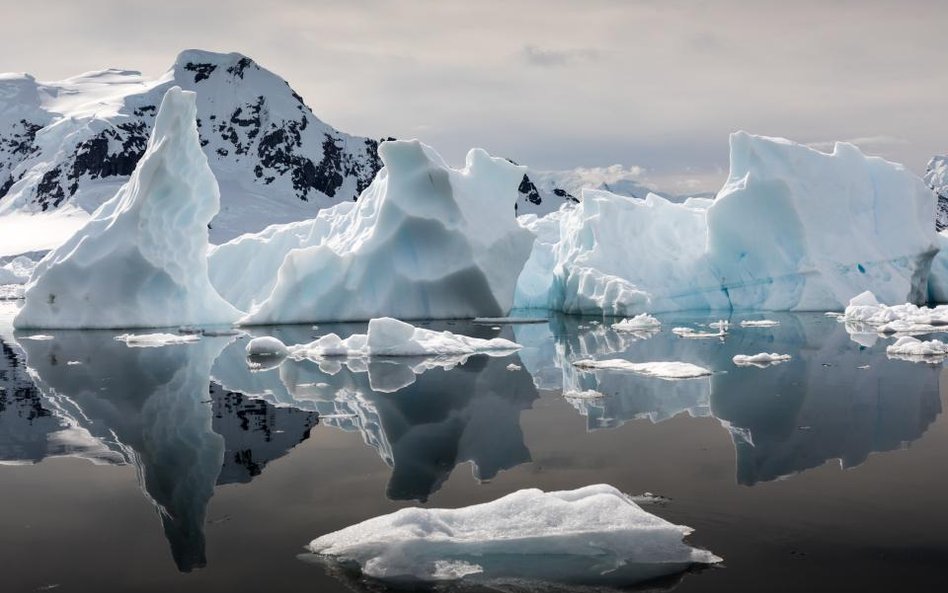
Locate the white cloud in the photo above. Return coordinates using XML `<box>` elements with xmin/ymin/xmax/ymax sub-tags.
<box><xmin>1</xmin><ymin>0</ymin><xmax>946</xmax><ymax>177</ymax></box>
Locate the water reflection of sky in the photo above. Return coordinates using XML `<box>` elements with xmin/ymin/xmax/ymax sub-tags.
<box><xmin>0</xmin><ymin>310</ymin><xmax>943</xmax><ymax>579</ymax></box>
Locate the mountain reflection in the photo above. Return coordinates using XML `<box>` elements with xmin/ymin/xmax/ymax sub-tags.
<box><xmin>2</xmin><ymin>331</ymin><xmax>318</xmax><ymax>572</ymax></box>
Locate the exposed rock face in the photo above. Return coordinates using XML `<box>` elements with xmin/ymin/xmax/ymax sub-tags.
<box><xmin>0</xmin><ymin>50</ymin><xmax>388</xmax><ymax>242</ymax></box>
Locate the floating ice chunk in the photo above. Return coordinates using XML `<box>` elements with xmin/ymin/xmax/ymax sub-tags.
<box><xmin>732</xmin><ymin>353</ymin><xmax>792</xmax><ymax>367</ymax></box>
<box><xmin>506</xmin><ymin>363</ymin><xmax>522</xmax><ymax>371</ymax></box>
<box><xmin>19</xmin><ymin>334</ymin><xmax>54</xmax><ymax>341</ymax></box>
<box><xmin>114</xmin><ymin>333</ymin><xmax>201</xmax><ymax>348</ymax></box>
<box><xmin>308</xmin><ymin>484</ymin><xmax>720</xmax><ymax>586</ymax></box>
<box><xmin>252</xmin><ymin>318</ymin><xmax>521</xmax><ymax>362</ymax></box>
<box><xmin>13</xmin><ymin>87</ymin><xmax>242</xmax><ymax>329</ymax></box>
<box><xmin>240</xmin><ymin>140</ymin><xmax>534</xmax><ymax>323</ymax></box>
<box><xmin>739</xmin><ymin>319</ymin><xmax>780</xmax><ymax>328</ymax></box>
<box><xmin>245</xmin><ymin>336</ymin><xmax>290</xmax><ymax>358</ymax></box>
<box><xmin>573</xmin><ymin>359</ymin><xmax>712</xmax><ymax>379</ymax></box>
<box><xmin>0</xmin><ymin>256</ymin><xmax>37</xmax><ymax>285</ymax></box>
<box><xmin>886</xmin><ymin>336</ymin><xmax>948</xmax><ymax>362</ymax></box>
<box><xmin>842</xmin><ymin>290</ymin><xmax>948</xmax><ymax>335</ymax></box>
<box><xmin>564</xmin><ymin>389</ymin><xmax>606</xmax><ymax>400</ymax></box>
<box><xmin>612</xmin><ymin>313</ymin><xmax>662</xmax><ymax>332</ymax></box>
<box><xmin>672</xmin><ymin>325</ymin><xmax>726</xmax><ymax>339</ymax></box>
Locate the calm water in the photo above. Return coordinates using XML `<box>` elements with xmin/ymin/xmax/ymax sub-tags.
<box><xmin>1</xmin><ymin>303</ymin><xmax>946</xmax><ymax>592</ymax></box>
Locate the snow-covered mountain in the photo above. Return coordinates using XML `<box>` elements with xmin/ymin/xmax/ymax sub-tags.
<box><xmin>926</xmin><ymin>155</ymin><xmax>948</xmax><ymax>230</ymax></box>
<box><xmin>0</xmin><ymin>49</ymin><xmax>666</xmax><ymax>246</ymax></box>
<box><xmin>0</xmin><ymin>50</ymin><xmax>386</xmax><ymax>242</ymax></box>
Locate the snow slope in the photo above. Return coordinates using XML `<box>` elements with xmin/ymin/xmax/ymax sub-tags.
<box><xmin>14</xmin><ymin>87</ymin><xmax>241</xmax><ymax>329</ymax></box>
<box><xmin>0</xmin><ymin>50</ymin><xmax>385</xmax><ymax>244</ymax></box>
<box><xmin>239</xmin><ymin>140</ymin><xmax>534</xmax><ymax>323</ymax></box>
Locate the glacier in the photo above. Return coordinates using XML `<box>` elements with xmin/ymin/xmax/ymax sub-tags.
<box><xmin>308</xmin><ymin>484</ymin><xmax>720</xmax><ymax>586</ymax></box>
<box><xmin>13</xmin><ymin>87</ymin><xmax>242</xmax><ymax>329</ymax></box>
<box><xmin>238</xmin><ymin>140</ymin><xmax>534</xmax><ymax>323</ymax></box>
<box><xmin>516</xmin><ymin>132</ymin><xmax>938</xmax><ymax>316</ymax></box>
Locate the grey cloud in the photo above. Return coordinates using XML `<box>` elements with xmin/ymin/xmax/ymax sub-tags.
<box><xmin>521</xmin><ymin>45</ymin><xmax>601</xmax><ymax>67</ymax></box>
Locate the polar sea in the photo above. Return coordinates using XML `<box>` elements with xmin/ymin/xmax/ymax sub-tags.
<box><xmin>1</xmin><ymin>301</ymin><xmax>947</xmax><ymax>592</ymax></box>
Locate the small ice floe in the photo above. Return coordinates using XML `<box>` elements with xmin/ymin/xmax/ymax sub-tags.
<box><xmin>473</xmin><ymin>316</ymin><xmax>548</xmax><ymax>324</ymax></box>
<box><xmin>886</xmin><ymin>336</ymin><xmax>948</xmax><ymax>363</ymax></box>
<box><xmin>732</xmin><ymin>353</ymin><xmax>792</xmax><ymax>367</ymax></box>
<box><xmin>307</xmin><ymin>484</ymin><xmax>720</xmax><ymax>587</ymax></box>
<box><xmin>739</xmin><ymin>319</ymin><xmax>780</xmax><ymax>328</ymax></box>
<box><xmin>612</xmin><ymin>313</ymin><xmax>661</xmax><ymax>332</ymax></box>
<box><xmin>573</xmin><ymin>359</ymin><xmax>712</xmax><ymax>380</ymax></box>
<box><xmin>66</xmin><ymin>361</ymin><xmax>82</xmax><ymax>366</ymax></box>
<box><xmin>708</xmin><ymin>320</ymin><xmax>729</xmax><ymax>330</ymax></box>
<box><xmin>114</xmin><ymin>333</ymin><xmax>201</xmax><ymax>348</ymax></box>
<box><xmin>506</xmin><ymin>363</ymin><xmax>522</xmax><ymax>371</ymax></box>
<box><xmin>563</xmin><ymin>389</ymin><xmax>606</xmax><ymax>400</ymax></box>
<box><xmin>842</xmin><ymin>291</ymin><xmax>948</xmax><ymax>335</ymax></box>
<box><xmin>20</xmin><ymin>334</ymin><xmax>54</xmax><ymax>341</ymax></box>
<box><xmin>672</xmin><ymin>323</ymin><xmax>726</xmax><ymax>339</ymax></box>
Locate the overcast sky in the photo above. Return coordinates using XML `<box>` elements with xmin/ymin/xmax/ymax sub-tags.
<box><xmin>2</xmin><ymin>0</ymin><xmax>946</xmax><ymax>193</ymax></box>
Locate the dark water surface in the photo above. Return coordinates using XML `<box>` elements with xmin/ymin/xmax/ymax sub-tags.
<box><xmin>1</xmin><ymin>303</ymin><xmax>946</xmax><ymax>592</ymax></box>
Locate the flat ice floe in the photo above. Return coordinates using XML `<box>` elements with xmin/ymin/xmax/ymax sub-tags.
<box><xmin>114</xmin><ymin>333</ymin><xmax>201</xmax><ymax>348</ymax></box>
<box><xmin>247</xmin><ymin>318</ymin><xmax>521</xmax><ymax>360</ymax></box>
<box><xmin>886</xmin><ymin>336</ymin><xmax>948</xmax><ymax>362</ymax></box>
<box><xmin>672</xmin><ymin>324</ymin><xmax>727</xmax><ymax>339</ymax></box>
<box><xmin>308</xmin><ymin>484</ymin><xmax>720</xmax><ymax>586</ymax></box>
<box><xmin>732</xmin><ymin>353</ymin><xmax>792</xmax><ymax>367</ymax></box>
<box><xmin>573</xmin><ymin>359</ymin><xmax>712</xmax><ymax>379</ymax></box>
<box><xmin>739</xmin><ymin>319</ymin><xmax>780</xmax><ymax>328</ymax></box>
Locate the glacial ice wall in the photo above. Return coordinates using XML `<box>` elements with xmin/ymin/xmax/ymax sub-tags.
<box><xmin>517</xmin><ymin>132</ymin><xmax>937</xmax><ymax>315</ymax></box>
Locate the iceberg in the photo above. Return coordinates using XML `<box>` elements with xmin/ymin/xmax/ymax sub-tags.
<box><xmin>518</xmin><ymin>133</ymin><xmax>937</xmax><ymax>316</ymax></box>
<box><xmin>13</xmin><ymin>87</ymin><xmax>241</xmax><ymax>329</ymax></box>
<box><xmin>308</xmin><ymin>484</ymin><xmax>720</xmax><ymax>586</ymax></box>
<box><xmin>238</xmin><ymin>140</ymin><xmax>534</xmax><ymax>323</ymax></box>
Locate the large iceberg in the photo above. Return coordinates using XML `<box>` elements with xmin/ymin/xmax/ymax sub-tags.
<box><xmin>13</xmin><ymin>87</ymin><xmax>241</xmax><ymax>329</ymax></box>
<box><xmin>228</xmin><ymin>140</ymin><xmax>534</xmax><ymax>323</ymax></box>
<box><xmin>518</xmin><ymin>133</ymin><xmax>937</xmax><ymax>315</ymax></box>
<box><xmin>308</xmin><ymin>484</ymin><xmax>720</xmax><ymax>586</ymax></box>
